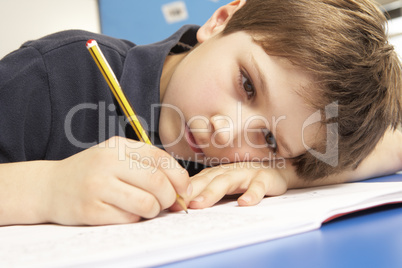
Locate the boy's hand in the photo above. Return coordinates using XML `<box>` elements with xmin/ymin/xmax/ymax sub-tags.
<box><xmin>187</xmin><ymin>162</ymin><xmax>289</xmax><ymax>209</ymax></box>
<box><xmin>43</xmin><ymin>136</ymin><xmax>191</xmax><ymax>225</ymax></box>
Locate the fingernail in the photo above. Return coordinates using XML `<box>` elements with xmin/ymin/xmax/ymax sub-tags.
<box><xmin>187</xmin><ymin>183</ymin><xmax>193</xmax><ymax>197</ymax></box>
<box><xmin>192</xmin><ymin>195</ymin><xmax>204</xmax><ymax>203</ymax></box>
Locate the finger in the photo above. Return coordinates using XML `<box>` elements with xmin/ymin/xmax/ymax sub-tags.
<box><xmin>168</xmin><ymin>199</ymin><xmax>190</xmax><ymax>212</ymax></box>
<box><xmin>110</xmin><ymin>137</ymin><xmax>191</xmax><ymax>199</ymax></box>
<box><xmin>189</xmin><ymin>167</ymin><xmax>228</xmax><ymax>199</ymax></box>
<box><xmin>114</xmin><ymin>158</ymin><xmax>179</xmax><ymax>210</ymax></box>
<box><xmin>189</xmin><ymin>175</ymin><xmax>216</xmax><ymax>200</ymax></box>
<box><xmin>100</xmin><ymin>176</ymin><xmax>163</xmax><ymax>219</ymax></box>
<box><xmin>189</xmin><ymin>171</ymin><xmax>245</xmax><ymax>209</ymax></box>
<box><xmin>237</xmin><ymin>172</ymin><xmax>269</xmax><ymax>206</ymax></box>
<box><xmin>238</xmin><ymin>171</ymin><xmax>288</xmax><ymax>206</ymax></box>
<box><xmin>79</xmin><ymin>201</ymin><xmax>142</xmax><ymax>226</ymax></box>
<box><xmin>90</xmin><ymin>143</ymin><xmax>187</xmax><ymax>212</ymax></box>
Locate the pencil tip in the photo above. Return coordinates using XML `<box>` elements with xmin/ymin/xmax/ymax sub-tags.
<box><xmin>176</xmin><ymin>194</ymin><xmax>188</xmax><ymax>214</ymax></box>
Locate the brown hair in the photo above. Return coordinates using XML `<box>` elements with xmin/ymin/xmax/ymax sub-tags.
<box><xmin>223</xmin><ymin>0</ymin><xmax>402</xmax><ymax>180</ymax></box>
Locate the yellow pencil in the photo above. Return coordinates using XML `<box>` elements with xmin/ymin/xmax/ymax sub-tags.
<box><xmin>86</xmin><ymin>39</ymin><xmax>187</xmax><ymax>213</ymax></box>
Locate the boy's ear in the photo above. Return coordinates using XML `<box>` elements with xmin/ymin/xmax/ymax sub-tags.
<box><xmin>196</xmin><ymin>0</ymin><xmax>246</xmax><ymax>43</ymax></box>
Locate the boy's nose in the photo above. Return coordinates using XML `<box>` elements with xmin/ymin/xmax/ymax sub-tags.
<box><xmin>209</xmin><ymin>115</ymin><xmax>237</xmax><ymax>147</ymax></box>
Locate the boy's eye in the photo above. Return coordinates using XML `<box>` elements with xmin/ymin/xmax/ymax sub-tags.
<box><xmin>241</xmin><ymin>71</ymin><xmax>256</xmax><ymax>99</ymax></box>
<box><xmin>263</xmin><ymin>129</ymin><xmax>277</xmax><ymax>154</ymax></box>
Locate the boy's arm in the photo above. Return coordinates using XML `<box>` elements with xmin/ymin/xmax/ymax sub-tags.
<box><xmin>189</xmin><ymin>129</ymin><xmax>402</xmax><ymax>209</ymax></box>
<box><xmin>289</xmin><ymin>128</ymin><xmax>402</xmax><ymax>189</ymax></box>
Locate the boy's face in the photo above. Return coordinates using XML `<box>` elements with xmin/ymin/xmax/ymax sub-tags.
<box><xmin>159</xmin><ymin>31</ymin><xmax>320</xmax><ymax>165</ymax></box>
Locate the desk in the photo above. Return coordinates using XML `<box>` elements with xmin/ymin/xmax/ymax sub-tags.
<box><xmin>159</xmin><ymin>173</ymin><xmax>402</xmax><ymax>268</ymax></box>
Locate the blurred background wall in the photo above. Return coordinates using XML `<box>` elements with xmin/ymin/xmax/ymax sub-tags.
<box><xmin>0</xmin><ymin>0</ymin><xmax>100</xmax><ymax>59</ymax></box>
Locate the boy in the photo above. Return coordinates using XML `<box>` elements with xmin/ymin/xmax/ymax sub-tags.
<box><xmin>0</xmin><ymin>0</ymin><xmax>401</xmax><ymax>226</ymax></box>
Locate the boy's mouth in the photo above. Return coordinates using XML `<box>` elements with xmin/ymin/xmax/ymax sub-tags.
<box><xmin>185</xmin><ymin>124</ymin><xmax>204</xmax><ymax>155</ymax></box>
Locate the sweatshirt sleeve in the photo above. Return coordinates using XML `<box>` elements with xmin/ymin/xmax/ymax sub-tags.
<box><xmin>0</xmin><ymin>46</ymin><xmax>51</xmax><ymax>162</ymax></box>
